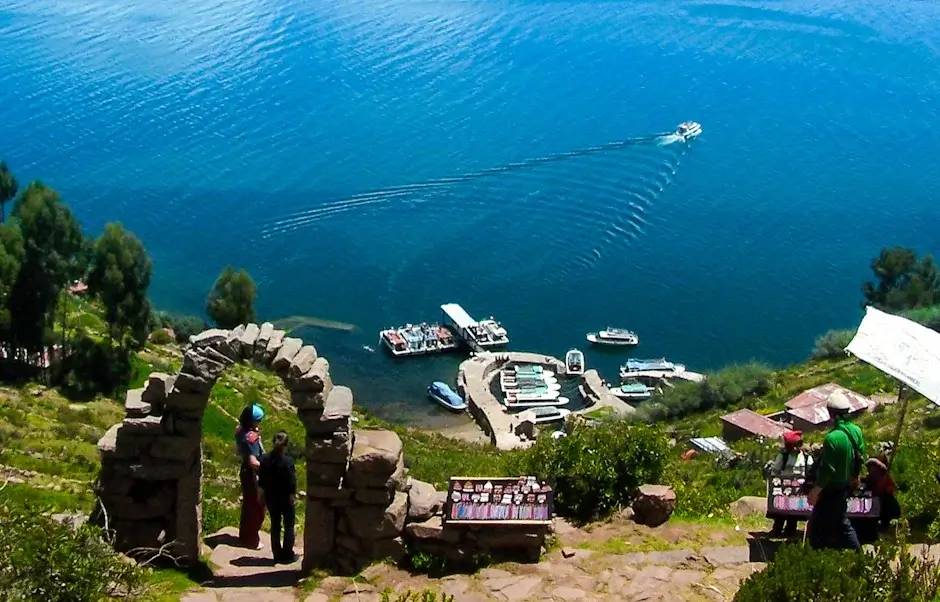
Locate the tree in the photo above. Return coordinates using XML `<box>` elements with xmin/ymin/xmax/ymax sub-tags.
<box><xmin>86</xmin><ymin>223</ymin><xmax>152</xmax><ymax>348</ymax></box>
<box><xmin>0</xmin><ymin>161</ymin><xmax>17</xmax><ymax>223</ymax></box>
<box><xmin>7</xmin><ymin>182</ymin><xmax>85</xmax><ymax>361</ymax></box>
<box><xmin>0</xmin><ymin>224</ymin><xmax>24</xmax><ymax>342</ymax></box>
<box><xmin>206</xmin><ymin>266</ymin><xmax>257</xmax><ymax>329</ymax></box>
<box><xmin>862</xmin><ymin>247</ymin><xmax>940</xmax><ymax>312</ymax></box>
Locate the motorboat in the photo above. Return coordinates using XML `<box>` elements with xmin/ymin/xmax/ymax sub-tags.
<box><xmin>676</xmin><ymin>121</ymin><xmax>702</xmax><ymax>141</ymax></box>
<box><xmin>427</xmin><ymin>381</ymin><xmax>467</xmax><ymax>412</ymax></box>
<box><xmin>565</xmin><ymin>349</ymin><xmax>585</xmax><ymax>376</ymax></box>
<box><xmin>608</xmin><ymin>382</ymin><xmax>653</xmax><ymax>400</ymax></box>
<box><xmin>504</xmin><ymin>396</ymin><xmax>570</xmax><ymax>409</ymax></box>
<box><xmin>527</xmin><ymin>406</ymin><xmax>572</xmax><ymax>424</ymax></box>
<box><xmin>586</xmin><ymin>327</ymin><xmax>639</xmax><ymax>347</ymax></box>
<box><xmin>620</xmin><ymin>358</ymin><xmax>686</xmax><ymax>379</ymax></box>
<box><xmin>510</xmin><ymin>364</ymin><xmax>554</xmax><ymax>377</ymax></box>
<box><xmin>500</xmin><ymin>371</ymin><xmax>558</xmax><ymax>386</ymax></box>
<box><xmin>505</xmin><ymin>388</ymin><xmax>561</xmax><ymax>402</ymax></box>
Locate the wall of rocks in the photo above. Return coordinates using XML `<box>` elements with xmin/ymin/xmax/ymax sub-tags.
<box><xmin>94</xmin><ymin>323</ymin><xmax>549</xmax><ymax>575</ymax></box>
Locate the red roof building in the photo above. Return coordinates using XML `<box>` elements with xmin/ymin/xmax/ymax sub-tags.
<box><xmin>720</xmin><ymin>408</ymin><xmax>792</xmax><ymax>441</ymax></box>
<box><xmin>784</xmin><ymin>383</ymin><xmax>873</xmax><ymax>431</ymax></box>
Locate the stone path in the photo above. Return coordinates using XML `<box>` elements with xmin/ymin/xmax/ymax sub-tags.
<box><xmin>182</xmin><ymin>524</ymin><xmax>769</xmax><ymax>602</ymax></box>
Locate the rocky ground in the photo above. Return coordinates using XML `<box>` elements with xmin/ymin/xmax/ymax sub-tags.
<box><xmin>182</xmin><ymin>513</ymin><xmax>775</xmax><ymax>602</ymax></box>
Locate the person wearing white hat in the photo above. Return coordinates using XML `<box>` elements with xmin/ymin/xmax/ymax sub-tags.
<box><xmin>806</xmin><ymin>390</ymin><xmax>866</xmax><ymax>551</ymax></box>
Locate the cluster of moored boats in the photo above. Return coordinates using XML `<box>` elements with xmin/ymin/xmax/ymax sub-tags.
<box><xmin>499</xmin><ymin>364</ymin><xmax>571</xmax><ymax>423</ymax></box>
<box><xmin>380</xmin><ymin>323</ymin><xmax>457</xmax><ymax>357</ymax></box>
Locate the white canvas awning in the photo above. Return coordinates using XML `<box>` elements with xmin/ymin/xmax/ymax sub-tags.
<box><xmin>845</xmin><ymin>306</ymin><xmax>940</xmax><ymax>407</ymax></box>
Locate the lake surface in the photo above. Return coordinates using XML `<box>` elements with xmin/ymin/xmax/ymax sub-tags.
<box><xmin>1</xmin><ymin>0</ymin><xmax>938</xmax><ymax>425</ymax></box>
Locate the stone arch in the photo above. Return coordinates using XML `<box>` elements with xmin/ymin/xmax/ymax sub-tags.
<box><xmin>94</xmin><ymin>322</ymin><xmax>407</xmax><ymax>574</ymax></box>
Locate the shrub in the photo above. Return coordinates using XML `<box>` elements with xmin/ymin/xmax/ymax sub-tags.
<box><xmin>149</xmin><ymin>328</ymin><xmax>173</xmax><ymax>345</ymax></box>
<box><xmin>149</xmin><ymin>310</ymin><xmax>208</xmax><ymax>343</ymax></box>
<box><xmin>810</xmin><ymin>329</ymin><xmax>855</xmax><ymax>360</ymax></box>
<box><xmin>57</xmin><ymin>335</ymin><xmax>133</xmax><ymax>398</ymax></box>
<box><xmin>638</xmin><ymin>363</ymin><xmax>775</xmax><ymax>421</ymax></box>
<box><xmin>903</xmin><ymin>304</ymin><xmax>940</xmax><ymax>333</ymax></box>
<box><xmin>381</xmin><ymin>590</ymin><xmax>455</xmax><ymax>602</ymax></box>
<box><xmin>734</xmin><ymin>524</ymin><xmax>940</xmax><ymax>602</ymax></box>
<box><xmin>0</xmin><ymin>498</ymin><xmax>146</xmax><ymax>601</ymax></box>
<box><xmin>507</xmin><ymin>419</ymin><xmax>669</xmax><ymax>521</ymax></box>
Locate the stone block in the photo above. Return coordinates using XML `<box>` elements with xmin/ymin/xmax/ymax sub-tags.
<box><xmin>306</xmin><ymin>433</ymin><xmax>352</xmax><ymax>464</ymax></box>
<box><xmin>112</xmin><ymin>519</ymin><xmax>169</xmax><ymax>555</ymax></box>
<box><xmin>190</xmin><ymin>329</ymin><xmax>230</xmax><ymax>348</ymax></box>
<box><xmin>407</xmin><ymin>479</ymin><xmax>444</xmax><ymax>522</ymax></box>
<box><xmin>169</xmin><ymin>416</ymin><xmax>203</xmax><ymax>439</ymax></box>
<box><xmin>181</xmin><ymin>350</ymin><xmax>227</xmax><ymax>381</ymax></box>
<box><xmin>473</xmin><ymin>528</ymin><xmax>543</xmax><ymax>549</ymax></box>
<box><xmin>345</xmin><ymin>491</ymin><xmax>408</xmax><ymax>541</ymax></box>
<box><xmin>404</xmin><ymin>516</ymin><xmax>461</xmax><ymax>544</ymax></box>
<box><xmin>238</xmin><ymin>323</ymin><xmax>260</xmax><ymax>356</ymax></box>
<box><xmin>272</xmin><ymin>337</ymin><xmax>303</xmax><ymax>372</ymax></box>
<box><xmin>345</xmin><ymin>430</ymin><xmax>404</xmax><ymax>488</ymax></box>
<box><xmin>371</xmin><ymin>536</ymin><xmax>405</xmax><ymax>563</ymax></box>
<box><xmin>124</xmin><ymin>388</ymin><xmax>151</xmax><ymax>418</ymax></box>
<box><xmin>254</xmin><ymin>322</ymin><xmax>275</xmax><ymax>355</ymax></box>
<box><xmin>631</xmin><ymin>484</ymin><xmax>677</xmax><ymax>528</ymax></box>
<box><xmin>289</xmin><ymin>357</ymin><xmax>332</xmax><ymax>394</ymax></box>
<box><xmin>288</xmin><ymin>345</ymin><xmax>318</xmax><ymax>379</ymax></box>
<box><xmin>164</xmin><ymin>389</ymin><xmax>209</xmax><ymax>412</ymax></box>
<box><xmin>354</xmin><ymin>487</ymin><xmax>393</xmax><ymax>506</ymax></box>
<box><xmin>116</xmin><ymin>461</ymin><xmax>189</xmax><ymax>481</ymax></box>
<box><xmin>121</xmin><ymin>415</ymin><xmax>164</xmax><ymax>434</ymax></box>
<box><xmin>226</xmin><ymin>324</ymin><xmax>247</xmax><ymax>356</ymax></box>
<box><xmin>142</xmin><ymin>372</ymin><xmax>176</xmax><ymax>407</ymax></box>
<box><xmin>308</xmin><ymin>485</ymin><xmax>354</xmax><ymax>501</ymax></box>
<box><xmin>307</xmin><ymin>462</ymin><xmax>347</xmax><ymax>487</ymax></box>
<box><xmin>291</xmin><ymin>389</ymin><xmax>331</xmax><ymax>413</ymax></box>
<box><xmin>97</xmin><ymin>424</ymin><xmax>143</xmax><ymax>460</ymax></box>
<box><xmin>109</xmin><ymin>486</ymin><xmax>176</xmax><ymax>521</ymax></box>
<box><xmin>298</xmin><ymin>409</ymin><xmax>350</xmax><ymax>436</ymax></box>
<box><xmin>174</xmin><ymin>372</ymin><xmax>213</xmax><ymax>396</ymax></box>
<box><xmin>303</xmin><ymin>501</ymin><xmax>336</xmax><ymax>562</ymax></box>
<box><xmin>202</xmin><ymin>345</ymin><xmax>235</xmax><ymax>368</ymax></box>
<box><xmin>150</xmin><ymin>435</ymin><xmax>201</xmax><ymax>462</ymax></box>
<box><xmin>263</xmin><ymin>330</ymin><xmax>285</xmax><ymax>363</ymax></box>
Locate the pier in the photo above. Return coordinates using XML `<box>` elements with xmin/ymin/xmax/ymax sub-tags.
<box><xmin>619</xmin><ymin>369</ymin><xmax>705</xmax><ymax>384</ymax></box>
<box><xmin>576</xmin><ymin>370</ymin><xmax>637</xmax><ymax>418</ymax></box>
<box><xmin>441</xmin><ymin>303</ymin><xmax>509</xmax><ymax>352</ymax></box>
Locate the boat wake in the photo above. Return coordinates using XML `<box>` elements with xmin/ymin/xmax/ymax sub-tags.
<box><xmin>258</xmin><ymin>130</ymin><xmax>680</xmax><ymax>238</ymax></box>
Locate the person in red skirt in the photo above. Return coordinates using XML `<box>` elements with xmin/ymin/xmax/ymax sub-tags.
<box><xmin>235</xmin><ymin>403</ymin><xmax>265</xmax><ymax>549</ymax></box>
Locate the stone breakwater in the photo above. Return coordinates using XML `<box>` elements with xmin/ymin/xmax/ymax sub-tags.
<box><xmin>94</xmin><ymin>324</ymin><xmax>548</xmax><ymax>575</ymax></box>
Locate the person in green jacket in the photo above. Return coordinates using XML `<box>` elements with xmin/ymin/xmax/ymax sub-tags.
<box><xmin>807</xmin><ymin>391</ymin><xmax>866</xmax><ymax>551</ymax></box>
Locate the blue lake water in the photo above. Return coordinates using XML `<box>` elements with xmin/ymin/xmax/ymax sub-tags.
<box><xmin>1</xmin><ymin>0</ymin><xmax>938</xmax><ymax>426</ymax></box>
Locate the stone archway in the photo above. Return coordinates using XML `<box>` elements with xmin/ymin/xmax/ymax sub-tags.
<box><xmin>94</xmin><ymin>323</ymin><xmax>407</xmax><ymax>574</ymax></box>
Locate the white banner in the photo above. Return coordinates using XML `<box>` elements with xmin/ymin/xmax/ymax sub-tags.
<box><xmin>845</xmin><ymin>306</ymin><xmax>940</xmax><ymax>407</ymax></box>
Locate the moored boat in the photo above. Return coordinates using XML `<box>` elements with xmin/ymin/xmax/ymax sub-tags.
<box><xmin>510</xmin><ymin>364</ymin><xmax>554</xmax><ymax>377</ymax></box>
<box><xmin>427</xmin><ymin>381</ymin><xmax>467</xmax><ymax>411</ymax></box>
<box><xmin>527</xmin><ymin>406</ymin><xmax>572</xmax><ymax>424</ymax></box>
<box><xmin>504</xmin><ymin>396</ymin><xmax>570</xmax><ymax>409</ymax></box>
<box><xmin>586</xmin><ymin>327</ymin><xmax>639</xmax><ymax>347</ymax></box>
<box><xmin>505</xmin><ymin>388</ymin><xmax>561</xmax><ymax>402</ymax></box>
<box><xmin>608</xmin><ymin>382</ymin><xmax>653</xmax><ymax>400</ymax></box>
<box><xmin>565</xmin><ymin>349</ymin><xmax>585</xmax><ymax>376</ymax></box>
<box><xmin>501</xmin><ymin>380</ymin><xmax>562</xmax><ymax>394</ymax></box>
<box><xmin>621</xmin><ymin>357</ymin><xmax>685</xmax><ymax>374</ymax></box>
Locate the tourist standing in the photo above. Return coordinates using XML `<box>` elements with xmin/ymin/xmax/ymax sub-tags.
<box><xmin>807</xmin><ymin>392</ymin><xmax>865</xmax><ymax>551</ymax></box>
<box><xmin>767</xmin><ymin>430</ymin><xmax>812</xmax><ymax>537</ymax></box>
<box><xmin>235</xmin><ymin>403</ymin><xmax>266</xmax><ymax>549</ymax></box>
<box><xmin>259</xmin><ymin>431</ymin><xmax>298</xmax><ymax>563</ymax></box>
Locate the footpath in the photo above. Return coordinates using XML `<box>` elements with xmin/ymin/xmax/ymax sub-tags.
<box><xmin>181</xmin><ymin>515</ymin><xmax>772</xmax><ymax>602</ymax></box>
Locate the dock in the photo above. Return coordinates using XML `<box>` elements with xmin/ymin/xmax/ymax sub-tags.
<box><xmin>575</xmin><ymin>370</ymin><xmax>637</xmax><ymax>418</ymax></box>
<box><xmin>619</xmin><ymin>369</ymin><xmax>705</xmax><ymax>383</ymax></box>
<box><xmin>441</xmin><ymin>303</ymin><xmax>509</xmax><ymax>352</ymax></box>
<box><xmin>378</xmin><ymin>323</ymin><xmax>458</xmax><ymax>357</ymax></box>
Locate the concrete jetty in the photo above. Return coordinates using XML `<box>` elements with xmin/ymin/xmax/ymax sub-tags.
<box><xmin>576</xmin><ymin>369</ymin><xmax>637</xmax><ymax>417</ymax></box>
<box><xmin>456</xmin><ymin>351</ymin><xmax>566</xmax><ymax>451</ymax></box>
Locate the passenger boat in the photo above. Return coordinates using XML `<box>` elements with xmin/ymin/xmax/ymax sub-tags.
<box><xmin>619</xmin><ymin>358</ymin><xmax>686</xmax><ymax>379</ymax></box>
<box><xmin>505</xmin><ymin>388</ymin><xmax>561</xmax><ymax>402</ymax></box>
<box><xmin>676</xmin><ymin>121</ymin><xmax>702</xmax><ymax>141</ymax></box>
<box><xmin>500</xmin><ymin>370</ymin><xmax>558</xmax><ymax>385</ymax></box>
<box><xmin>427</xmin><ymin>381</ymin><xmax>467</xmax><ymax>412</ymax></box>
<box><xmin>528</xmin><ymin>407</ymin><xmax>572</xmax><ymax>424</ymax></box>
<box><xmin>608</xmin><ymin>382</ymin><xmax>653</xmax><ymax>400</ymax></box>
<box><xmin>379</xmin><ymin>323</ymin><xmax>457</xmax><ymax>357</ymax></box>
<box><xmin>504</xmin><ymin>396</ymin><xmax>570</xmax><ymax>409</ymax></box>
<box><xmin>586</xmin><ymin>327</ymin><xmax>639</xmax><ymax>347</ymax></box>
<box><xmin>565</xmin><ymin>349</ymin><xmax>585</xmax><ymax>376</ymax></box>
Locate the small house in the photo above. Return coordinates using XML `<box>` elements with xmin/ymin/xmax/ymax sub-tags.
<box><xmin>720</xmin><ymin>408</ymin><xmax>791</xmax><ymax>442</ymax></box>
<box><xmin>784</xmin><ymin>383</ymin><xmax>873</xmax><ymax>432</ymax></box>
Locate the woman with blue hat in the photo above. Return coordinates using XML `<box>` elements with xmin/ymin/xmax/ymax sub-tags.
<box><xmin>235</xmin><ymin>402</ymin><xmax>266</xmax><ymax>549</ymax></box>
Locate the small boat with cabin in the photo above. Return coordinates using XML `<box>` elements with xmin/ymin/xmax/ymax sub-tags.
<box><xmin>527</xmin><ymin>406</ymin><xmax>572</xmax><ymax>424</ymax></box>
<box><xmin>608</xmin><ymin>382</ymin><xmax>653</xmax><ymax>401</ymax></box>
<box><xmin>676</xmin><ymin>121</ymin><xmax>702</xmax><ymax>141</ymax></box>
<box><xmin>501</xmin><ymin>380</ymin><xmax>562</xmax><ymax>394</ymax></box>
<box><xmin>586</xmin><ymin>327</ymin><xmax>639</xmax><ymax>347</ymax></box>
<box><xmin>500</xmin><ymin>370</ymin><xmax>558</xmax><ymax>385</ymax></box>
<box><xmin>510</xmin><ymin>364</ymin><xmax>554</xmax><ymax>377</ymax></box>
<box><xmin>621</xmin><ymin>357</ymin><xmax>685</xmax><ymax>375</ymax></box>
<box><xmin>565</xmin><ymin>349</ymin><xmax>585</xmax><ymax>376</ymax></box>
<box><xmin>427</xmin><ymin>381</ymin><xmax>467</xmax><ymax>412</ymax></box>
<box><xmin>503</xmin><ymin>396</ymin><xmax>570</xmax><ymax>409</ymax></box>
<box><xmin>504</xmin><ymin>388</ymin><xmax>561</xmax><ymax>402</ymax></box>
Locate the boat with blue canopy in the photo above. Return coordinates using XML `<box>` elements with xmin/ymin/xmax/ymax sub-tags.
<box><xmin>427</xmin><ymin>381</ymin><xmax>467</xmax><ymax>412</ymax></box>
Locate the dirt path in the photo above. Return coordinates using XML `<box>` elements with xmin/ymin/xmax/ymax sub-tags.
<box><xmin>182</xmin><ymin>518</ymin><xmax>775</xmax><ymax>602</ymax></box>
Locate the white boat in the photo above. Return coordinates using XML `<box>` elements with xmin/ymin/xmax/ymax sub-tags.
<box><xmin>676</xmin><ymin>121</ymin><xmax>702</xmax><ymax>141</ymax></box>
<box><xmin>501</xmin><ymin>380</ymin><xmax>562</xmax><ymax>394</ymax></box>
<box><xmin>505</xmin><ymin>388</ymin><xmax>561</xmax><ymax>402</ymax></box>
<box><xmin>504</xmin><ymin>396</ymin><xmax>570</xmax><ymax>409</ymax></box>
<box><xmin>565</xmin><ymin>349</ymin><xmax>585</xmax><ymax>376</ymax></box>
<box><xmin>619</xmin><ymin>358</ymin><xmax>685</xmax><ymax>379</ymax></box>
<box><xmin>586</xmin><ymin>327</ymin><xmax>639</xmax><ymax>346</ymax></box>
<box><xmin>500</xmin><ymin>372</ymin><xmax>558</xmax><ymax>386</ymax></box>
<box><xmin>608</xmin><ymin>382</ymin><xmax>653</xmax><ymax>400</ymax></box>
<box><xmin>528</xmin><ymin>407</ymin><xmax>572</xmax><ymax>424</ymax></box>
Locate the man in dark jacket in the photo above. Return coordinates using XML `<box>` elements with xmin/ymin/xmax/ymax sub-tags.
<box><xmin>807</xmin><ymin>392</ymin><xmax>865</xmax><ymax>551</ymax></box>
<box><xmin>258</xmin><ymin>431</ymin><xmax>297</xmax><ymax>563</ymax></box>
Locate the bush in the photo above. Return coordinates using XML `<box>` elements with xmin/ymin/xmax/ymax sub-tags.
<box><xmin>638</xmin><ymin>363</ymin><xmax>775</xmax><ymax>422</ymax></box>
<box><xmin>734</xmin><ymin>524</ymin><xmax>940</xmax><ymax>601</ymax></box>
<box><xmin>810</xmin><ymin>329</ymin><xmax>855</xmax><ymax>360</ymax></box>
<box><xmin>149</xmin><ymin>310</ymin><xmax>208</xmax><ymax>343</ymax></box>
<box><xmin>506</xmin><ymin>419</ymin><xmax>669</xmax><ymax>521</ymax></box>
<box><xmin>0</xmin><ymin>498</ymin><xmax>146</xmax><ymax>601</ymax></box>
<box><xmin>903</xmin><ymin>304</ymin><xmax>940</xmax><ymax>333</ymax></box>
<box><xmin>149</xmin><ymin>328</ymin><xmax>173</xmax><ymax>345</ymax></box>
<box><xmin>57</xmin><ymin>335</ymin><xmax>133</xmax><ymax>398</ymax></box>
<box><xmin>381</xmin><ymin>591</ymin><xmax>455</xmax><ymax>602</ymax></box>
